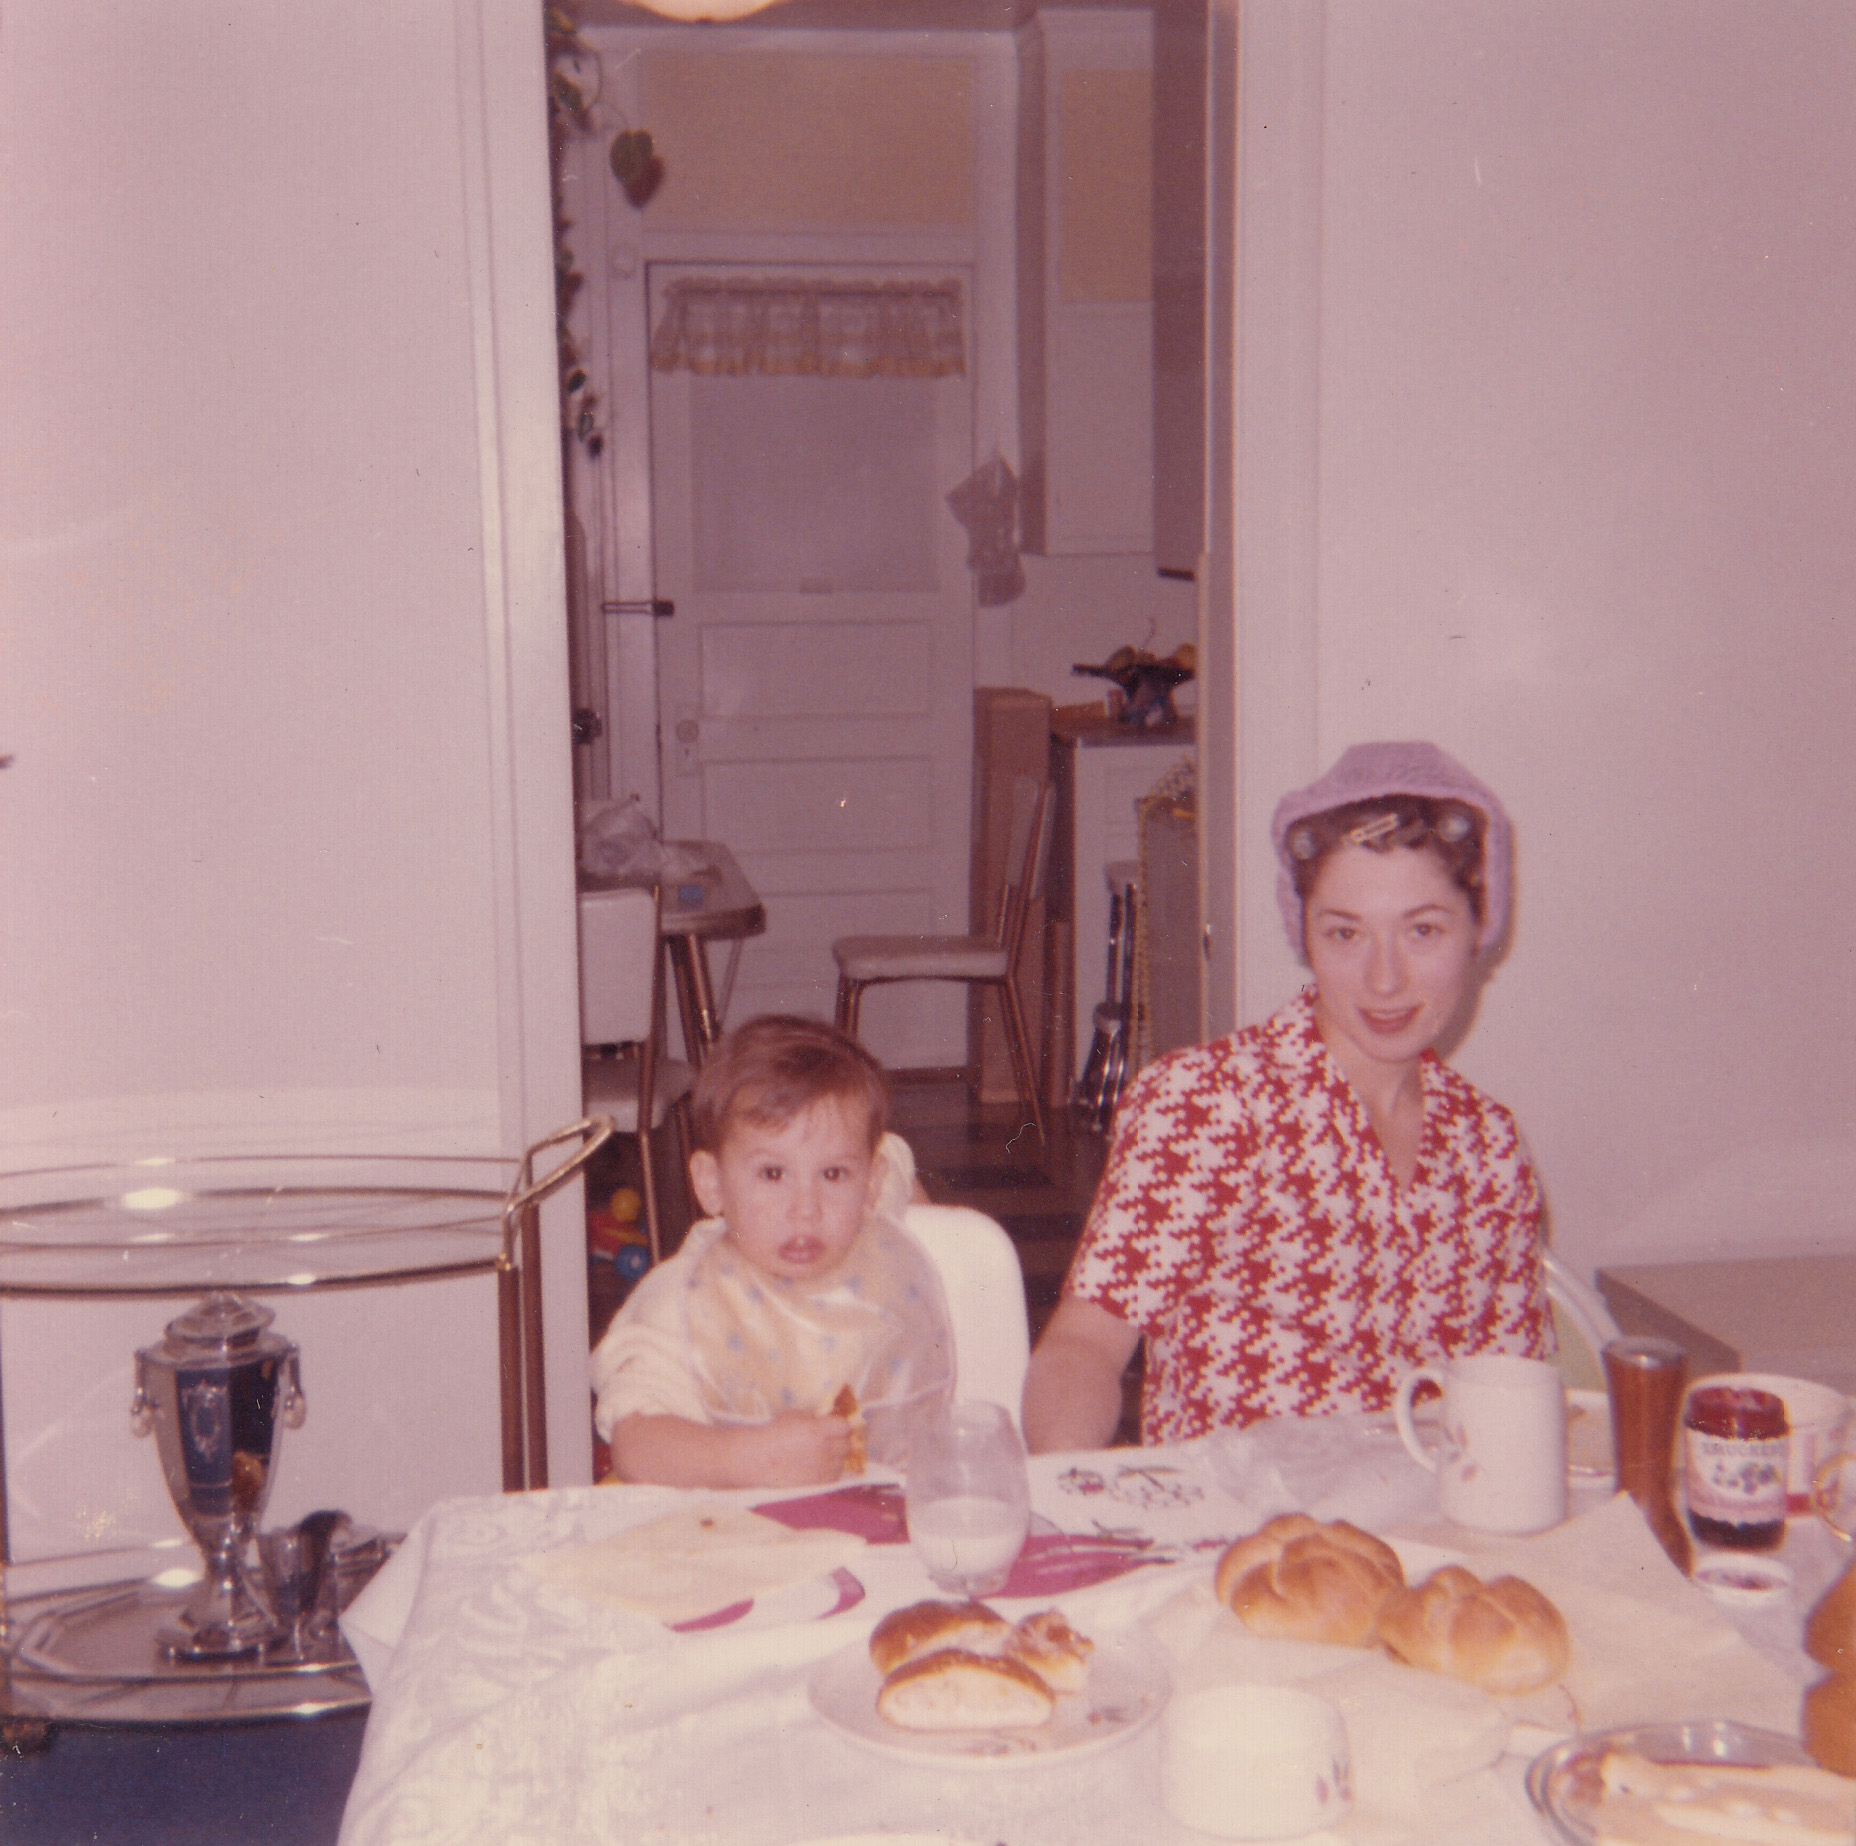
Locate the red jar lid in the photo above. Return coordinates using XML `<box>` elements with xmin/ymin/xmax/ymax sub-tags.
<box><xmin>1685</xmin><ymin>1384</ymin><xmax>1788</xmax><ymax>1439</ymax></box>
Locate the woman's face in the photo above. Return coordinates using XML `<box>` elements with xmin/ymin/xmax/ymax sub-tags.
<box><xmin>1305</xmin><ymin>842</ymin><xmax>1479</xmax><ymax>1076</ymax></box>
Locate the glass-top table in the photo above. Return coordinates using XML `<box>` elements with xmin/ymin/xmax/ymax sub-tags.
<box><xmin>0</xmin><ymin>1126</ymin><xmax>612</xmax><ymax>1730</ymax></box>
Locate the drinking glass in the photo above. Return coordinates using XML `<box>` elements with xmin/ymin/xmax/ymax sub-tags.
<box><xmin>905</xmin><ymin>1400</ymin><xmax>1031</xmax><ymax>1596</ymax></box>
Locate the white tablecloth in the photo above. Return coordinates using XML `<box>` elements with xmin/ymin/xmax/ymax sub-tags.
<box><xmin>335</xmin><ymin>1418</ymin><xmax>1835</xmax><ymax>1846</ymax></box>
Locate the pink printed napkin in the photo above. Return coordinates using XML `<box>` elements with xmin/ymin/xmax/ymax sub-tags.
<box><xmin>753</xmin><ymin>1483</ymin><xmax>910</xmax><ymax>1545</ymax></box>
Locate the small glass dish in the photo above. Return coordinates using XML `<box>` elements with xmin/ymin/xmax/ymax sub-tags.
<box><xmin>1527</xmin><ymin>1720</ymin><xmax>1817</xmax><ymax>1845</ymax></box>
<box><xmin>1691</xmin><ymin>1552</ymin><xmax>1793</xmax><ymax>1609</ymax></box>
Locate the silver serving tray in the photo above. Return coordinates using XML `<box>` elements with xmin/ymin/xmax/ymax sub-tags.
<box><xmin>1526</xmin><ymin>1718</ymin><xmax>1819</xmax><ymax>1845</ymax></box>
<box><xmin>2</xmin><ymin>1577</ymin><xmax>369</xmax><ymax>1724</ymax></box>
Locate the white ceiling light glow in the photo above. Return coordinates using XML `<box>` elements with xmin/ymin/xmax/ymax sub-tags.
<box><xmin>627</xmin><ymin>0</ymin><xmax>787</xmax><ymax>18</ymax></box>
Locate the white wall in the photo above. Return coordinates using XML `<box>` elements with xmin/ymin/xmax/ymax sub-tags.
<box><xmin>1230</xmin><ymin>0</ymin><xmax>1856</xmax><ymax>1282</ymax></box>
<box><xmin>0</xmin><ymin>0</ymin><xmax>589</xmax><ymax>1557</ymax></box>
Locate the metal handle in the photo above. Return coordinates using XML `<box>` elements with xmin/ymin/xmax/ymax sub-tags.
<box><xmin>129</xmin><ymin>1354</ymin><xmax>154</xmax><ymax>1437</ymax></box>
<box><xmin>497</xmin><ymin>1115</ymin><xmax>616</xmax><ymax>1494</ymax></box>
<box><xmin>280</xmin><ymin>1350</ymin><xmax>307</xmax><ymax>1430</ymax></box>
<box><xmin>499</xmin><ymin>1115</ymin><xmax>616</xmax><ymax>1260</ymax></box>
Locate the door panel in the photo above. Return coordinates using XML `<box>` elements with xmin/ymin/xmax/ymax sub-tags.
<box><xmin>650</xmin><ymin>265</ymin><xmax>976</xmax><ymax>1068</ymax></box>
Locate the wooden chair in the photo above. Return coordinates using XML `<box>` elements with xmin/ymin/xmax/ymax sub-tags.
<box><xmin>578</xmin><ymin>883</ymin><xmax>695</xmax><ymax>1262</ymax></box>
<box><xmin>832</xmin><ymin>775</ymin><xmax>1051</xmax><ymax>1145</ymax></box>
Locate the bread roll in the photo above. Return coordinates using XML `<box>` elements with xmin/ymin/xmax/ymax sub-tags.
<box><xmin>1214</xmin><ymin>1514</ymin><xmax>1405</xmax><ymax>1647</ymax></box>
<box><xmin>869</xmin><ymin>1598</ymin><xmax>1009</xmax><ymax>1676</ymax></box>
<box><xmin>876</xmin><ymin>1648</ymin><xmax>1055</xmax><ymax>1731</ymax></box>
<box><xmin>1375</xmin><ymin>1565</ymin><xmax>1570</xmax><ymax>1695</ymax></box>
<box><xmin>1806</xmin><ymin>1564</ymin><xmax>1856</xmax><ymax>1675</ymax></box>
<box><xmin>1005</xmin><ymin>1609</ymin><xmax>1093</xmax><ymax>1694</ymax></box>
<box><xmin>1804</xmin><ymin>1671</ymin><xmax>1856</xmax><ymax>1779</ymax></box>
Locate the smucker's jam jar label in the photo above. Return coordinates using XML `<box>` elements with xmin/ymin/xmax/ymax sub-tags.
<box><xmin>1684</xmin><ymin>1385</ymin><xmax>1789</xmax><ymax>1551</ymax></box>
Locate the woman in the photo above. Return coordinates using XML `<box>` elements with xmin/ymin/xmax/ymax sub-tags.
<box><xmin>1021</xmin><ymin>741</ymin><xmax>1554</xmax><ymax>1452</ymax></box>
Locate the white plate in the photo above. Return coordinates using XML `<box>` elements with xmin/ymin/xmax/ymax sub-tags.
<box><xmin>809</xmin><ymin>1629</ymin><xmax>1169</xmax><ymax>1769</ymax></box>
<box><xmin>1525</xmin><ymin>1719</ymin><xmax>1817</xmax><ymax>1845</ymax></box>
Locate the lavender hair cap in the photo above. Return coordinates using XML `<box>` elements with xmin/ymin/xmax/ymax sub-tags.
<box><xmin>1269</xmin><ymin>741</ymin><xmax>1513</xmax><ymax>960</ymax></box>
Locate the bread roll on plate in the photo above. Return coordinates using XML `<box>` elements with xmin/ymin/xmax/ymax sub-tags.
<box><xmin>875</xmin><ymin>1649</ymin><xmax>1056</xmax><ymax>1731</ymax></box>
<box><xmin>1005</xmin><ymin>1610</ymin><xmax>1094</xmax><ymax>1694</ymax></box>
<box><xmin>1375</xmin><ymin>1564</ymin><xmax>1569</xmax><ymax>1695</ymax></box>
<box><xmin>1214</xmin><ymin>1514</ymin><xmax>1405</xmax><ymax>1647</ymax></box>
<box><xmin>869</xmin><ymin>1599</ymin><xmax>1010</xmax><ymax>1676</ymax></box>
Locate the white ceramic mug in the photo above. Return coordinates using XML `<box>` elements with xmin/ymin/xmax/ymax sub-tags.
<box><xmin>1394</xmin><ymin>1353</ymin><xmax>1568</xmax><ymax>1533</ymax></box>
<box><xmin>1160</xmin><ymin>1684</ymin><xmax>1352</xmax><ymax>1840</ymax></box>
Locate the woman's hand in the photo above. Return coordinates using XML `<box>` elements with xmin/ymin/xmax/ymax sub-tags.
<box><xmin>1022</xmin><ymin>1297</ymin><xmax>1141</xmax><ymax>1453</ymax></box>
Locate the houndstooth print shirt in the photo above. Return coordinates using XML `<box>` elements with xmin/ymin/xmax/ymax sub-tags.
<box><xmin>1066</xmin><ymin>990</ymin><xmax>1552</xmax><ymax>1442</ymax></box>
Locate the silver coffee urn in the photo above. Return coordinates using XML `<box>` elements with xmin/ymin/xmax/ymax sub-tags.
<box><xmin>129</xmin><ymin>1291</ymin><xmax>306</xmax><ymax>1660</ymax></box>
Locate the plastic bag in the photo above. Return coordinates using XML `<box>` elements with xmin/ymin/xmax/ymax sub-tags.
<box><xmin>577</xmin><ymin>798</ymin><xmax>714</xmax><ymax>883</ymax></box>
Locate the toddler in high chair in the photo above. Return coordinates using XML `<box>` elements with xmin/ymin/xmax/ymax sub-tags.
<box><xmin>590</xmin><ymin>1015</ymin><xmax>953</xmax><ymax>1487</ymax></box>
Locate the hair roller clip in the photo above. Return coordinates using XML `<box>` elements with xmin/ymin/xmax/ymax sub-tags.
<box><xmin>1287</xmin><ymin>825</ymin><xmax>1319</xmax><ymax>862</ymax></box>
<box><xmin>1436</xmin><ymin>807</ymin><xmax>1475</xmax><ymax>844</ymax></box>
<box><xmin>1344</xmin><ymin>813</ymin><xmax>1402</xmax><ymax>849</ymax></box>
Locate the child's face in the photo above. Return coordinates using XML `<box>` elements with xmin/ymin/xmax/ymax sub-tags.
<box><xmin>688</xmin><ymin>1094</ymin><xmax>881</xmax><ymax>1283</ymax></box>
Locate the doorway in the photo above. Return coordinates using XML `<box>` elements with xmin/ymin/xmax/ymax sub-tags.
<box><xmin>646</xmin><ymin>265</ymin><xmax>978</xmax><ymax>1067</ymax></box>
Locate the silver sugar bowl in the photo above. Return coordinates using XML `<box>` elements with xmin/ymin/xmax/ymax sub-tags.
<box><xmin>129</xmin><ymin>1291</ymin><xmax>306</xmax><ymax>1660</ymax></box>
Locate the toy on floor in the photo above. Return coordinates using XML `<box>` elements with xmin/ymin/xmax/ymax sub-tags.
<box><xmin>588</xmin><ymin>1187</ymin><xmax>651</xmax><ymax>1282</ymax></box>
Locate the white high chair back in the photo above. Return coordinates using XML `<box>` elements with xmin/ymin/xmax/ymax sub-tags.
<box><xmin>904</xmin><ymin>1203</ymin><xmax>1031</xmax><ymax>1427</ymax></box>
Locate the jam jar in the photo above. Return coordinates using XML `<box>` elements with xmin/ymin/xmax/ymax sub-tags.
<box><xmin>1684</xmin><ymin>1384</ymin><xmax>1789</xmax><ymax>1551</ymax></box>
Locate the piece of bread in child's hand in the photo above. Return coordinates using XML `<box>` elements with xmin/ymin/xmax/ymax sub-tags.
<box><xmin>1214</xmin><ymin>1513</ymin><xmax>1405</xmax><ymax>1647</ymax></box>
<box><xmin>1375</xmin><ymin>1564</ymin><xmax>1570</xmax><ymax>1695</ymax></box>
<box><xmin>831</xmin><ymin>1385</ymin><xmax>867</xmax><ymax>1476</ymax></box>
<box><xmin>875</xmin><ymin>1648</ymin><xmax>1056</xmax><ymax>1731</ymax></box>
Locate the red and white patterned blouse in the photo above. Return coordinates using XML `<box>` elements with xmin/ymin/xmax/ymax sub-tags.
<box><xmin>1065</xmin><ymin>990</ymin><xmax>1553</xmax><ymax>1443</ymax></box>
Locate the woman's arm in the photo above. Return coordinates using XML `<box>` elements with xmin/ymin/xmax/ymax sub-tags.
<box><xmin>1021</xmin><ymin>1296</ymin><xmax>1141</xmax><ymax>1454</ymax></box>
<box><xmin>609</xmin><ymin>1411</ymin><xmax>852</xmax><ymax>1488</ymax></box>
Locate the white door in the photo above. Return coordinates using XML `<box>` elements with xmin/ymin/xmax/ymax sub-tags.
<box><xmin>648</xmin><ymin>265</ymin><xmax>976</xmax><ymax>1069</ymax></box>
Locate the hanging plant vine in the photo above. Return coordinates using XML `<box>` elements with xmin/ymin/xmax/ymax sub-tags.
<box><xmin>545</xmin><ymin>4</ymin><xmax>604</xmax><ymax>458</ymax></box>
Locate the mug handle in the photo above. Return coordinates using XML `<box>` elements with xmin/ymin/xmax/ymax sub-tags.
<box><xmin>1814</xmin><ymin>1449</ymin><xmax>1856</xmax><ymax>1542</ymax></box>
<box><xmin>1393</xmin><ymin>1367</ymin><xmax>1450</xmax><ymax>1474</ymax></box>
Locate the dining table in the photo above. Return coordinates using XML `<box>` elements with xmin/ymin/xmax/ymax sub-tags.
<box><xmin>333</xmin><ymin>1411</ymin><xmax>1850</xmax><ymax>1846</ymax></box>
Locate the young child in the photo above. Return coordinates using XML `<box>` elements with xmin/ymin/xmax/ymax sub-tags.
<box><xmin>590</xmin><ymin>1015</ymin><xmax>953</xmax><ymax>1487</ymax></box>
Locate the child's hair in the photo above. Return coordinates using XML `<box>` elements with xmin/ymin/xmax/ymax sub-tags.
<box><xmin>688</xmin><ymin>1015</ymin><xmax>889</xmax><ymax>1154</ymax></box>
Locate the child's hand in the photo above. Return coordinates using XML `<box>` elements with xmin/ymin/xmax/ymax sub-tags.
<box><xmin>737</xmin><ymin>1411</ymin><xmax>853</xmax><ymax>1486</ymax></box>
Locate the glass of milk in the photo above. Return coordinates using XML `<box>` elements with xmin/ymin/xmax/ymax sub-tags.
<box><xmin>904</xmin><ymin>1400</ymin><xmax>1031</xmax><ymax>1595</ymax></box>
